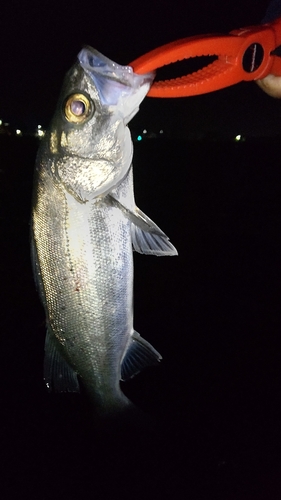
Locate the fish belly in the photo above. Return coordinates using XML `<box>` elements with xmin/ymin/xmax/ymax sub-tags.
<box><xmin>32</xmin><ymin>167</ymin><xmax>133</xmax><ymax>410</ymax></box>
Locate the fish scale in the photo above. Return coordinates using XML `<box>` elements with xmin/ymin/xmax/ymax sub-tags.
<box><xmin>31</xmin><ymin>46</ymin><xmax>177</xmax><ymax>416</ymax></box>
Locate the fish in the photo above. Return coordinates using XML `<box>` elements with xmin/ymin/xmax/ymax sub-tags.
<box><xmin>31</xmin><ymin>46</ymin><xmax>177</xmax><ymax>417</ymax></box>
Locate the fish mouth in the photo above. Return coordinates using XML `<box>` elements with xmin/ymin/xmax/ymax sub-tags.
<box><xmin>78</xmin><ymin>46</ymin><xmax>155</xmax><ymax>123</ymax></box>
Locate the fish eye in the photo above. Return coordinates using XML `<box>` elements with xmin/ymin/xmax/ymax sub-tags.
<box><xmin>64</xmin><ymin>93</ymin><xmax>93</xmax><ymax>124</ymax></box>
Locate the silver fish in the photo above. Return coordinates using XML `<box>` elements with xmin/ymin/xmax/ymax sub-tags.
<box><xmin>31</xmin><ymin>47</ymin><xmax>177</xmax><ymax>416</ymax></box>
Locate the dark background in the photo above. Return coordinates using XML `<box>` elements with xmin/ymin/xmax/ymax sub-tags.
<box><xmin>1</xmin><ymin>0</ymin><xmax>281</xmax><ymax>498</ymax></box>
<box><xmin>0</xmin><ymin>134</ymin><xmax>281</xmax><ymax>499</ymax></box>
<box><xmin>1</xmin><ymin>0</ymin><xmax>281</xmax><ymax>138</ymax></box>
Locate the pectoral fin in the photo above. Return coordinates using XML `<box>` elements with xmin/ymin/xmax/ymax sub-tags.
<box><xmin>130</xmin><ymin>218</ymin><xmax>177</xmax><ymax>255</ymax></box>
<box><xmin>44</xmin><ymin>329</ymin><xmax>80</xmax><ymax>393</ymax></box>
<box><xmin>107</xmin><ymin>195</ymin><xmax>178</xmax><ymax>256</ymax></box>
<box><xmin>121</xmin><ymin>330</ymin><xmax>162</xmax><ymax>381</ymax></box>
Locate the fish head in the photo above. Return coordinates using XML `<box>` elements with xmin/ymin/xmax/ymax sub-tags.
<box><xmin>46</xmin><ymin>47</ymin><xmax>154</xmax><ymax>202</ymax></box>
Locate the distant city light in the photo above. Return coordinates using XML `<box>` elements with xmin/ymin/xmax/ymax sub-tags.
<box><xmin>0</xmin><ymin>120</ymin><xmax>2</xmax><ymax>126</ymax></box>
<box><xmin>137</xmin><ymin>135</ymin><xmax>142</xmax><ymax>141</ymax></box>
<box><xmin>15</xmin><ymin>129</ymin><xmax>22</xmax><ymax>136</ymax></box>
<box><xmin>235</xmin><ymin>134</ymin><xmax>242</xmax><ymax>141</ymax></box>
<box><xmin>37</xmin><ymin>129</ymin><xmax>45</xmax><ymax>138</ymax></box>
<box><xmin>160</xmin><ymin>130</ymin><xmax>163</xmax><ymax>134</ymax></box>
<box><xmin>143</xmin><ymin>129</ymin><xmax>147</xmax><ymax>134</ymax></box>
<box><xmin>37</xmin><ymin>124</ymin><xmax>42</xmax><ymax>129</ymax></box>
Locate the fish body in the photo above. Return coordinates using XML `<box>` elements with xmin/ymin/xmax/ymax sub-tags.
<box><xmin>31</xmin><ymin>47</ymin><xmax>177</xmax><ymax>415</ymax></box>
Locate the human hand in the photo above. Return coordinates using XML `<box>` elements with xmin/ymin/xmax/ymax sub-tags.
<box><xmin>256</xmin><ymin>74</ymin><xmax>281</xmax><ymax>98</ymax></box>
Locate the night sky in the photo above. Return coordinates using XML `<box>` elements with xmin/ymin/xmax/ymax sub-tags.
<box><xmin>1</xmin><ymin>4</ymin><xmax>281</xmax><ymax>497</ymax></box>
<box><xmin>1</xmin><ymin>0</ymin><xmax>281</xmax><ymax>137</ymax></box>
